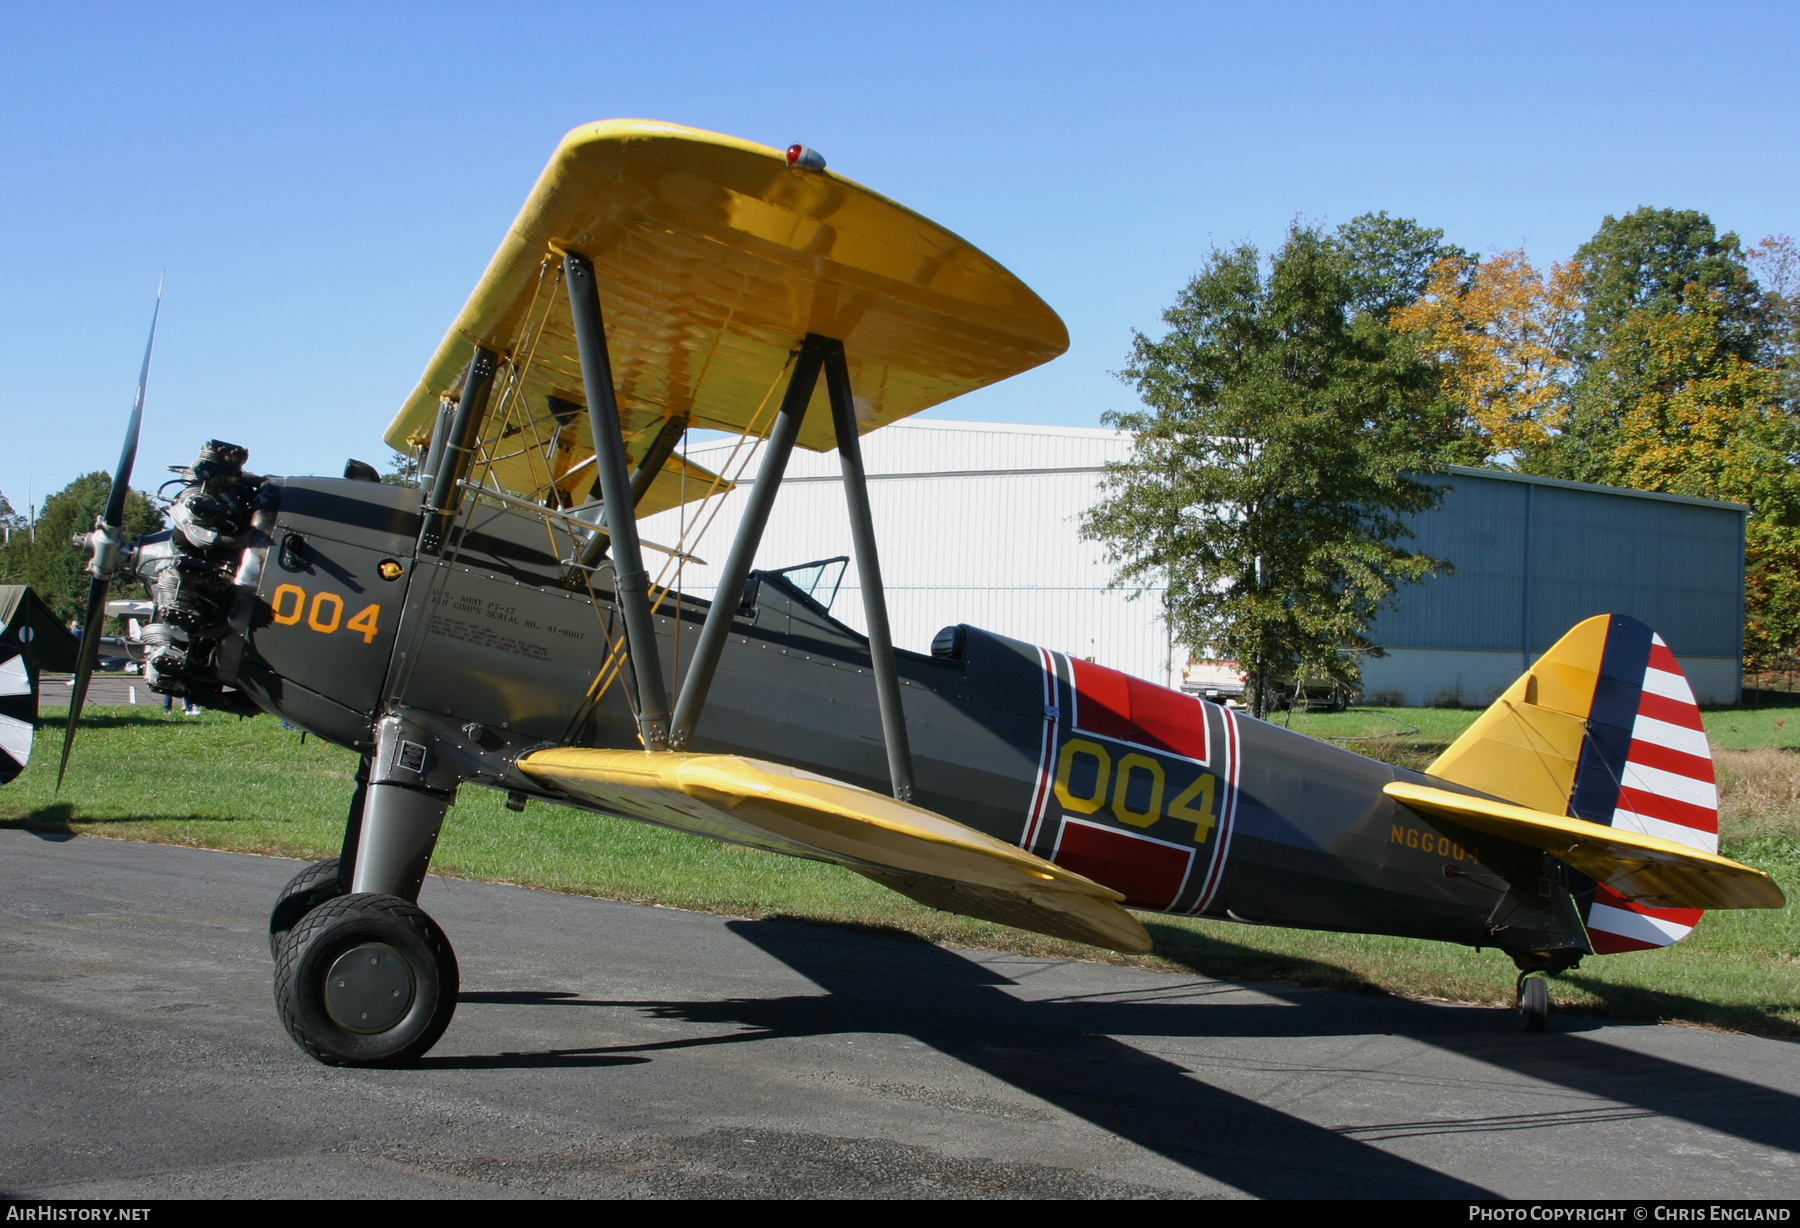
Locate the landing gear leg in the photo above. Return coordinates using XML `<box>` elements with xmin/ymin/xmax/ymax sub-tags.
<box><xmin>1507</xmin><ymin>947</ymin><xmax>1578</xmax><ymax>1033</ymax></box>
<box><xmin>274</xmin><ymin>717</ymin><xmax>460</xmax><ymax>1065</ymax></box>
<box><xmin>1517</xmin><ymin>973</ymin><xmax>1549</xmax><ymax>1033</ymax></box>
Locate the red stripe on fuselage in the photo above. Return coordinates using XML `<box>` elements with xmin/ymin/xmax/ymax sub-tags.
<box><xmin>1127</xmin><ymin>676</ymin><xmax>1210</xmax><ymax>764</ymax></box>
<box><xmin>1053</xmin><ymin>819</ymin><xmax>1194</xmax><ymax>912</ymax></box>
<box><xmin>1067</xmin><ymin>656</ymin><xmax>1210</xmax><ymax>764</ymax></box>
<box><xmin>1068</xmin><ymin>657</ymin><xmax>1133</xmax><ymax>742</ymax></box>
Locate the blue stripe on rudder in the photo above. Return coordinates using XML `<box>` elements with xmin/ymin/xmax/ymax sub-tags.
<box><xmin>1568</xmin><ymin>615</ymin><xmax>1653</xmax><ymax>825</ymax></box>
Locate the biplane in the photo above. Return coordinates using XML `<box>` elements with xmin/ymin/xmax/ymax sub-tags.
<box><xmin>23</xmin><ymin>120</ymin><xmax>1784</xmax><ymax>1066</ymax></box>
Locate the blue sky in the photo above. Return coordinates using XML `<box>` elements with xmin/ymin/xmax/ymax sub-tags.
<box><xmin>3</xmin><ymin>2</ymin><xmax>1796</xmax><ymax>511</ymax></box>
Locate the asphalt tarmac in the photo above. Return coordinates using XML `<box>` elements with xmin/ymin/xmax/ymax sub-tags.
<box><xmin>40</xmin><ymin>673</ymin><xmax>151</xmax><ymax>708</ymax></box>
<box><xmin>1</xmin><ymin>829</ymin><xmax>1796</xmax><ymax>1200</ymax></box>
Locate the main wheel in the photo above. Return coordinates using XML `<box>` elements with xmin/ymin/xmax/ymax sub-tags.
<box><xmin>269</xmin><ymin>858</ymin><xmax>345</xmax><ymax>958</ymax></box>
<box><xmin>273</xmin><ymin>892</ymin><xmax>458</xmax><ymax>1066</ymax></box>
<box><xmin>1518</xmin><ymin>974</ymin><xmax>1549</xmax><ymax>1033</ymax></box>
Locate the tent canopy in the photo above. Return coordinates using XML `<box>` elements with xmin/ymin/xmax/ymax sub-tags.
<box><xmin>0</xmin><ymin>587</ymin><xmax>81</xmax><ymax>672</ymax></box>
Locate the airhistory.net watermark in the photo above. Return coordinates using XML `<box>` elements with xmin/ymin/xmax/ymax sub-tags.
<box><xmin>4</xmin><ymin>1209</ymin><xmax>150</xmax><ymax>1222</ymax></box>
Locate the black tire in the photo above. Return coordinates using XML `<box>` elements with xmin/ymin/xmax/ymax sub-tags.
<box><xmin>269</xmin><ymin>858</ymin><xmax>345</xmax><ymax>958</ymax></box>
<box><xmin>1519</xmin><ymin>975</ymin><xmax>1549</xmax><ymax>1033</ymax></box>
<box><xmin>273</xmin><ymin>892</ymin><xmax>458</xmax><ymax>1067</ymax></box>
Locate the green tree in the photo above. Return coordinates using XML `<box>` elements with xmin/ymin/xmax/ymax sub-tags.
<box><xmin>1332</xmin><ymin>211</ymin><xmax>1469</xmax><ymax>321</ymax></box>
<box><xmin>1573</xmin><ymin>208</ymin><xmax>1767</xmax><ymax>357</ymax></box>
<box><xmin>380</xmin><ymin>447</ymin><xmax>421</xmax><ymax>487</ymax></box>
<box><xmin>1083</xmin><ymin>224</ymin><xmax>1459</xmax><ymax>717</ymax></box>
<box><xmin>1556</xmin><ymin>208</ymin><xmax>1772</xmax><ymax>482</ymax></box>
<box><xmin>1597</xmin><ymin>287</ymin><xmax>1800</xmax><ymax>664</ymax></box>
<box><xmin>11</xmin><ymin>473</ymin><xmax>165</xmax><ymax>625</ymax></box>
<box><xmin>0</xmin><ymin>493</ymin><xmax>27</xmax><ymax>586</ymax></box>
<box><xmin>1748</xmin><ymin>234</ymin><xmax>1800</xmax><ymax>408</ymax></box>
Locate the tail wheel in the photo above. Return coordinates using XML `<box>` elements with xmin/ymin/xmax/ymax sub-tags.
<box><xmin>274</xmin><ymin>892</ymin><xmax>458</xmax><ymax>1066</ymax></box>
<box><xmin>268</xmin><ymin>858</ymin><xmax>345</xmax><ymax>958</ymax></box>
<box><xmin>1518</xmin><ymin>974</ymin><xmax>1549</xmax><ymax>1033</ymax></box>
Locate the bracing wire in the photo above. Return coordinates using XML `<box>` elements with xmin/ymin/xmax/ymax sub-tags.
<box><xmin>558</xmin><ymin>351</ymin><xmax>796</xmax><ymax>742</ymax></box>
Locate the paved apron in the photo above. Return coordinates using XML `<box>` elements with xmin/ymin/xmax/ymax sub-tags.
<box><xmin>1</xmin><ymin>829</ymin><xmax>1795</xmax><ymax>1199</ymax></box>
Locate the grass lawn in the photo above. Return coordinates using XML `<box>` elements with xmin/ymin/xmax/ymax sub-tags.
<box><xmin>5</xmin><ymin>703</ymin><xmax>1798</xmax><ymax>1038</ymax></box>
<box><xmin>1281</xmin><ymin>703</ymin><xmax>1800</xmax><ymax>758</ymax></box>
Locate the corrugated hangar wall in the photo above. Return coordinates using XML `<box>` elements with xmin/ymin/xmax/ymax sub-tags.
<box><xmin>634</xmin><ymin>423</ymin><xmax>1746</xmax><ymax>706</ymax></box>
<box><xmin>1364</xmin><ymin>467</ymin><xmax>1746</xmax><ymax>706</ymax></box>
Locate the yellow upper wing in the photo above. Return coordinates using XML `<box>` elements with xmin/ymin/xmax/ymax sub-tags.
<box><xmin>517</xmin><ymin>747</ymin><xmax>1150</xmax><ymax>953</ymax></box>
<box><xmin>1384</xmin><ymin>780</ymin><xmax>1784</xmax><ymax>911</ymax></box>
<box><xmin>385</xmin><ymin>120</ymin><xmax>1070</xmax><ymax>501</ymax></box>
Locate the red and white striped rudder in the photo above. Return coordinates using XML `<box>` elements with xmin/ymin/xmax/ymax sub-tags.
<box><xmin>1567</xmin><ymin>619</ymin><xmax>1718</xmax><ymax>953</ymax></box>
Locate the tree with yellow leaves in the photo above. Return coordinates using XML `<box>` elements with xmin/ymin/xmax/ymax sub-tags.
<box><xmin>1602</xmin><ymin>287</ymin><xmax>1800</xmax><ymax>663</ymax></box>
<box><xmin>1390</xmin><ymin>251</ymin><xmax>1581</xmax><ymax>465</ymax></box>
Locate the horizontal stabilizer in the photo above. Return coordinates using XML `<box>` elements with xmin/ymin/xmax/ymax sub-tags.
<box><xmin>1384</xmin><ymin>781</ymin><xmax>1784</xmax><ymax>912</ymax></box>
<box><xmin>518</xmin><ymin>748</ymin><xmax>1152</xmax><ymax>953</ymax></box>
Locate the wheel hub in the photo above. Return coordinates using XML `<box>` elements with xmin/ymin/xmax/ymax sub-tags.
<box><xmin>323</xmin><ymin>942</ymin><xmax>416</xmax><ymax>1033</ymax></box>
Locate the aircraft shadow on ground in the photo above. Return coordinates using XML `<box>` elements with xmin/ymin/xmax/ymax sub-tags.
<box><xmin>1553</xmin><ymin>972</ymin><xmax>1800</xmax><ymax>1041</ymax></box>
<box><xmin>442</xmin><ymin>918</ymin><xmax>1800</xmax><ymax>1196</ymax></box>
<box><xmin>446</xmin><ymin>922</ymin><xmax>1489</xmax><ymax>1196</ymax></box>
<box><xmin>1138</xmin><ymin>919</ymin><xmax>1388</xmax><ymax>995</ymax></box>
<box><xmin>42</xmin><ymin>711</ymin><xmax>198</xmax><ymax>731</ymax></box>
<box><xmin>2</xmin><ymin>805</ymin><xmax>78</xmax><ymax>840</ymax></box>
<box><xmin>2</xmin><ymin>808</ymin><xmax>242</xmax><ymax>838</ymax></box>
<box><xmin>1147</xmin><ymin>920</ymin><xmax>1800</xmax><ymax>1040</ymax></box>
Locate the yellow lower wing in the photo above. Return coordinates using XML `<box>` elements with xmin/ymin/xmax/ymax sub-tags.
<box><xmin>1384</xmin><ymin>781</ymin><xmax>1784</xmax><ymax>911</ymax></box>
<box><xmin>517</xmin><ymin>748</ymin><xmax>1152</xmax><ymax>953</ymax></box>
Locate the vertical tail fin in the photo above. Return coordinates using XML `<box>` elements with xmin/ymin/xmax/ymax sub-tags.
<box><xmin>1428</xmin><ymin>615</ymin><xmax>1719</xmax><ymax>953</ymax></box>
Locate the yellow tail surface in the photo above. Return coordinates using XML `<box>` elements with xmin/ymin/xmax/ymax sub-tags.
<box><xmin>1407</xmin><ymin>615</ymin><xmax>1783</xmax><ymax>940</ymax></box>
<box><xmin>1427</xmin><ymin>616</ymin><xmax>1609</xmax><ymax>814</ymax></box>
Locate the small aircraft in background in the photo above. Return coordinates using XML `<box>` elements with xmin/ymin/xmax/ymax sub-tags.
<box><xmin>14</xmin><ymin>120</ymin><xmax>1781</xmax><ymax>1066</ymax></box>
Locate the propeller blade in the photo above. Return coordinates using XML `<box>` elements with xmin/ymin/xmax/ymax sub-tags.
<box><xmin>56</xmin><ymin>574</ymin><xmax>111</xmax><ymax>790</ymax></box>
<box><xmin>61</xmin><ymin>282</ymin><xmax>162</xmax><ymax>790</ymax></box>
<box><xmin>103</xmin><ymin>285</ymin><xmax>160</xmax><ymax>530</ymax></box>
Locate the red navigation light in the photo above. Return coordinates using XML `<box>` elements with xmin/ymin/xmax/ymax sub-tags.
<box><xmin>784</xmin><ymin>144</ymin><xmax>826</xmax><ymax>170</ymax></box>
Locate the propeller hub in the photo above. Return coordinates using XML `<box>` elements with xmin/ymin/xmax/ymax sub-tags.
<box><xmin>80</xmin><ymin>517</ymin><xmax>129</xmax><ymax>581</ymax></box>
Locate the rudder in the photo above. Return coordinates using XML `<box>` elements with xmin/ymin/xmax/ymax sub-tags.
<box><xmin>1428</xmin><ymin>615</ymin><xmax>1719</xmax><ymax>953</ymax></box>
